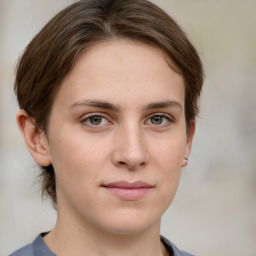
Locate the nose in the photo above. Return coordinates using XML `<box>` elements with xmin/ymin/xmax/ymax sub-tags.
<box><xmin>111</xmin><ymin>125</ymin><xmax>148</xmax><ymax>170</ymax></box>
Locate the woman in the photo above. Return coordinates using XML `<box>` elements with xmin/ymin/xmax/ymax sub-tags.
<box><xmin>11</xmin><ymin>0</ymin><xmax>203</xmax><ymax>255</ymax></box>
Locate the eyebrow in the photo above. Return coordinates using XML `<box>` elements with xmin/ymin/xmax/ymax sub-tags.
<box><xmin>143</xmin><ymin>100</ymin><xmax>183</xmax><ymax>111</ymax></box>
<box><xmin>69</xmin><ymin>99</ymin><xmax>182</xmax><ymax>111</ymax></box>
<box><xmin>69</xmin><ymin>99</ymin><xmax>119</xmax><ymax>111</ymax></box>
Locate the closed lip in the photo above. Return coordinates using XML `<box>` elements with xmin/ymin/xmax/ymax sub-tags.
<box><xmin>102</xmin><ymin>180</ymin><xmax>154</xmax><ymax>189</ymax></box>
<box><xmin>102</xmin><ymin>180</ymin><xmax>154</xmax><ymax>200</ymax></box>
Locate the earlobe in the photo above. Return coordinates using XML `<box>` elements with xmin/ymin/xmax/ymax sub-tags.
<box><xmin>16</xmin><ymin>109</ymin><xmax>52</xmax><ymax>167</ymax></box>
<box><xmin>181</xmin><ymin>120</ymin><xmax>196</xmax><ymax>167</ymax></box>
<box><xmin>181</xmin><ymin>157</ymin><xmax>188</xmax><ymax>167</ymax></box>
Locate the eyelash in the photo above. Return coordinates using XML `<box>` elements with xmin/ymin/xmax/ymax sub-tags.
<box><xmin>80</xmin><ymin>113</ymin><xmax>174</xmax><ymax>128</ymax></box>
<box><xmin>145</xmin><ymin>113</ymin><xmax>174</xmax><ymax>127</ymax></box>
<box><xmin>80</xmin><ymin>113</ymin><xmax>111</xmax><ymax>127</ymax></box>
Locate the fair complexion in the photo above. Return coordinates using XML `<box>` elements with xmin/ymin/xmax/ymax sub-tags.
<box><xmin>17</xmin><ymin>40</ymin><xmax>194</xmax><ymax>256</ymax></box>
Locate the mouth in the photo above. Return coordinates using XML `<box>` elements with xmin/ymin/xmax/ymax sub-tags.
<box><xmin>101</xmin><ymin>181</ymin><xmax>154</xmax><ymax>200</ymax></box>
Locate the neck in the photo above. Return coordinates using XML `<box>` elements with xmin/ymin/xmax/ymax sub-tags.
<box><xmin>44</xmin><ymin>211</ymin><xmax>168</xmax><ymax>256</ymax></box>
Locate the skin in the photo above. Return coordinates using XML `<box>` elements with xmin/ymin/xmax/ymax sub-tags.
<box><xmin>17</xmin><ymin>40</ymin><xmax>195</xmax><ymax>256</ymax></box>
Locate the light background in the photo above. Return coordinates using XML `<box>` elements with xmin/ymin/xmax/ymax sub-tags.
<box><xmin>0</xmin><ymin>1</ymin><xmax>255</xmax><ymax>255</ymax></box>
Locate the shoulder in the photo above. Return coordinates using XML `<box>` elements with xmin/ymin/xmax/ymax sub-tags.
<box><xmin>9</xmin><ymin>234</ymin><xmax>55</xmax><ymax>256</ymax></box>
<box><xmin>161</xmin><ymin>236</ymin><xmax>197</xmax><ymax>256</ymax></box>
<box><xmin>9</xmin><ymin>243</ymin><xmax>34</xmax><ymax>256</ymax></box>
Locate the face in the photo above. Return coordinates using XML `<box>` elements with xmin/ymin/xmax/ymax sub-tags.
<box><xmin>37</xmin><ymin>40</ymin><xmax>194</xmax><ymax>235</ymax></box>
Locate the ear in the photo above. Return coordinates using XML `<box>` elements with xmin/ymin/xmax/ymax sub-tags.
<box><xmin>16</xmin><ymin>109</ymin><xmax>52</xmax><ymax>167</ymax></box>
<box><xmin>181</xmin><ymin>120</ymin><xmax>196</xmax><ymax>167</ymax></box>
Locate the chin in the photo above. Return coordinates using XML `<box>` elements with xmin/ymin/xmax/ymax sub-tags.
<box><xmin>105</xmin><ymin>224</ymin><xmax>154</xmax><ymax>236</ymax></box>
<box><xmin>99</xmin><ymin>210</ymin><xmax>161</xmax><ymax>236</ymax></box>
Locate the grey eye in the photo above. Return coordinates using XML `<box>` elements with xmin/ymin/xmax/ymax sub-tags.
<box><xmin>89</xmin><ymin>116</ymin><xmax>103</xmax><ymax>125</ymax></box>
<box><xmin>151</xmin><ymin>116</ymin><xmax>164</xmax><ymax>125</ymax></box>
<box><xmin>145</xmin><ymin>114</ymin><xmax>172</xmax><ymax>126</ymax></box>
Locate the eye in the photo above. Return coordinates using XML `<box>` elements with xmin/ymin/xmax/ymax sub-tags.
<box><xmin>151</xmin><ymin>116</ymin><xmax>165</xmax><ymax>125</ymax></box>
<box><xmin>145</xmin><ymin>114</ymin><xmax>173</xmax><ymax>126</ymax></box>
<box><xmin>81</xmin><ymin>114</ymin><xmax>109</xmax><ymax>126</ymax></box>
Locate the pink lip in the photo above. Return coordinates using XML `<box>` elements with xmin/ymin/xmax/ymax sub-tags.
<box><xmin>102</xmin><ymin>181</ymin><xmax>154</xmax><ymax>200</ymax></box>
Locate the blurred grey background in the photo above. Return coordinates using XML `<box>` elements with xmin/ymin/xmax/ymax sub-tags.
<box><xmin>0</xmin><ymin>0</ymin><xmax>255</xmax><ymax>255</ymax></box>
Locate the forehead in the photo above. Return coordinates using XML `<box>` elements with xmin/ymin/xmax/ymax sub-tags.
<box><xmin>71</xmin><ymin>39</ymin><xmax>181</xmax><ymax>81</ymax></box>
<box><xmin>54</xmin><ymin>40</ymin><xmax>185</xmax><ymax>110</ymax></box>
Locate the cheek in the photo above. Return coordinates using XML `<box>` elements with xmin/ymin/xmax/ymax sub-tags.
<box><xmin>152</xmin><ymin>135</ymin><xmax>187</xmax><ymax>168</ymax></box>
<box><xmin>150</xmin><ymin>135</ymin><xmax>186</xmax><ymax>198</ymax></box>
<box><xmin>157</xmin><ymin>146</ymin><xmax>182</xmax><ymax>189</ymax></box>
<box><xmin>49</xmin><ymin>133</ymin><xmax>109</xmax><ymax>185</ymax></box>
<box><xmin>50</xmin><ymin>140</ymin><xmax>99</xmax><ymax>208</ymax></box>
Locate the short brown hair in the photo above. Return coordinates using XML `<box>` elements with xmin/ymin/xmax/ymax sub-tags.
<box><xmin>15</xmin><ymin>0</ymin><xmax>204</xmax><ymax>204</ymax></box>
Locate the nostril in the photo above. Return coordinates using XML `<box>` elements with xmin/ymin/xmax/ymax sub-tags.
<box><xmin>117</xmin><ymin>160</ymin><xmax>146</xmax><ymax>170</ymax></box>
<box><xmin>139</xmin><ymin>162</ymin><xmax>146</xmax><ymax>167</ymax></box>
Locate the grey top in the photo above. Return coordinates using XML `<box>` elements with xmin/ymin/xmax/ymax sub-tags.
<box><xmin>9</xmin><ymin>234</ymin><xmax>196</xmax><ymax>256</ymax></box>
<box><xmin>9</xmin><ymin>234</ymin><xmax>54</xmax><ymax>256</ymax></box>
